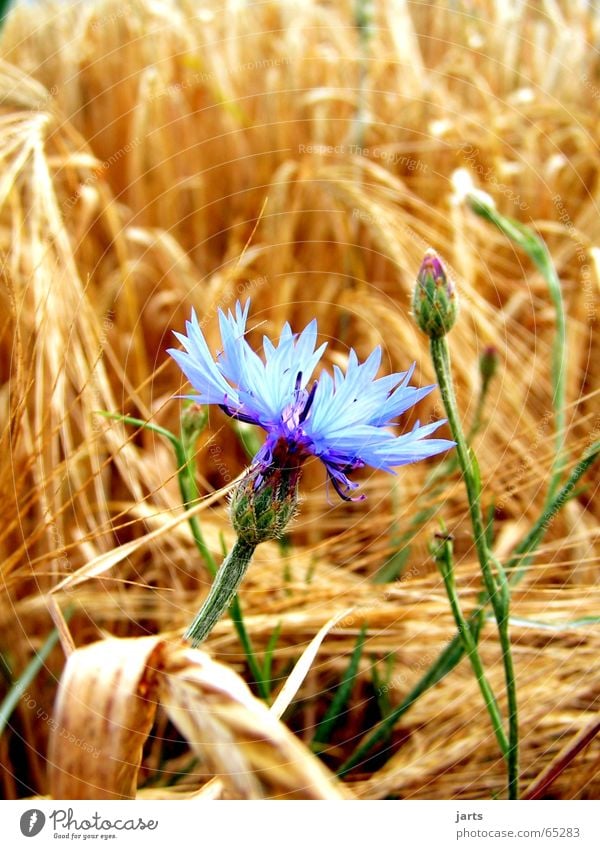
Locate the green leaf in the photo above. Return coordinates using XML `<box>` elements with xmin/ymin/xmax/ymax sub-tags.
<box><xmin>0</xmin><ymin>607</ymin><xmax>74</xmax><ymax>738</ymax></box>
<box><xmin>228</xmin><ymin>594</ymin><xmax>271</xmax><ymax>701</ymax></box>
<box><xmin>507</xmin><ymin>440</ymin><xmax>600</xmax><ymax>582</ymax></box>
<box><xmin>260</xmin><ymin>623</ymin><xmax>282</xmax><ymax>697</ymax></box>
<box><xmin>469</xmin><ymin>446</ymin><xmax>481</xmax><ymax>491</ymax></box>
<box><xmin>372</xmin><ymin>548</ymin><xmax>410</xmax><ymax>584</ymax></box>
<box><xmin>312</xmin><ymin>624</ymin><xmax>367</xmax><ymax>748</ymax></box>
<box><xmin>499</xmin><ymin>615</ymin><xmax>600</xmax><ymax>631</ymax></box>
<box><xmin>338</xmin><ymin>609</ymin><xmax>483</xmax><ymax>775</ymax></box>
<box><xmin>370</xmin><ymin>653</ymin><xmax>395</xmax><ymax>722</ymax></box>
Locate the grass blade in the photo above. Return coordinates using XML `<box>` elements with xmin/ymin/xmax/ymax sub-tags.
<box><xmin>312</xmin><ymin>623</ymin><xmax>367</xmax><ymax>748</ymax></box>
<box><xmin>338</xmin><ymin>610</ymin><xmax>484</xmax><ymax>775</ymax></box>
<box><xmin>0</xmin><ymin>609</ymin><xmax>73</xmax><ymax>738</ymax></box>
<box><xmin>507</xmin><ymin>440</ymin><xmax>600</xmax><ymax>581</ymax></box>
<box><xmin>260</xmin><ymin>623</ymin><xmax>282</xmax><ymax>699</ymax></box>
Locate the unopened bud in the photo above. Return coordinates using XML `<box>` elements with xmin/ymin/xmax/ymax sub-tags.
<box><xmin>479</xmin><ymin>345</ymin><xmax>498</xmax><ymax>389</ymax></box>
<box><xmin>412</xmin><ymin>249</ymin><xmax>458</xmax><ymax>338</ymax></box>
<box><xmin>230</xmin><ymin>462</ymin><xmax>299</xmax><ymax>545</ymax></box>
<box><xmin>180</xmin><ymin>402</ymin><xmax>208</xmax><ymax>454</ymax></box>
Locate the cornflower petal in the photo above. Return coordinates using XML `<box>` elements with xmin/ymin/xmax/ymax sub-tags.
<box><xmin>368</xmin><ymin>383</ymin><xmax>436</xmax><ymax>426</ymax></box>
<box><xmin>167</xmin><ymin>311</ymin><xmax>239</xmax><ymax>406</ymax></box>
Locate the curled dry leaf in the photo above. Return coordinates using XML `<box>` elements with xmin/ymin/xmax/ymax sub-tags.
<box><xmin>47</xmin><ymin>637</ymin><xmax>164</xmax><ymax>800</ymax></box>
<box><xmin>47</xmin><ymin>636</ymin><xmax>348</xmax><ymax>800</ymax></box>
<box><xmin>161</xmin><ymin>643</ymin><xmax>347</xmax><ymax>799</ymax></box>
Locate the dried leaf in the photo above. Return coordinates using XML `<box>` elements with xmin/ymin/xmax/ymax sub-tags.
<box><xmin>47</xmin><ymin>637</ymin><xmax>348</xmax><ymax>800</ymax></box>
<box><xmin>48</xmin><ymin>637</ymin><xmax>163</xmax><ymax>799</ymax></box>
<box><xmin>270</xmin><ymin>607</ymin><xmax>353</xmax><ymax>719</ymax></box>
<box><xmin>160</xmin><ymin>644</ymin><xmax>347</xmax><ymax>799</ymax></box>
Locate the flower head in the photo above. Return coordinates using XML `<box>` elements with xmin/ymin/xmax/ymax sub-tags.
<box><xmin>168</xmin><ymin>301</ymin><xmax>454</xmax><ymax>500</ymax></box>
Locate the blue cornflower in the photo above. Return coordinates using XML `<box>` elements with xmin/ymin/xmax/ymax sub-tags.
<box><xmin>168</xmin><ymin>301</ymin><xmax>454</xmax><ymax>500</ymax></box>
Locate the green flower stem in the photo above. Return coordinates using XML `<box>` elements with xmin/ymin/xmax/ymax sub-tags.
<box><xmin>467</xmin><ymin>386</ymin><xmax>489</xmax><ymax>443</ymax></box>
<box><xmin>427</xmin><ymin>359</ymin><xmax>495</xmax><ymax>488</ymax></box>
<box><xmin>177</xmin><ymin>444</ymin><xmax>218</xmax><ymax>577</ymax></box>
<box><xmin>467</xmin><ymin>202</ymin><xmax>567</xmax><ymax>504</ymax></box>
<box><xmin>176</xmin><ymin>429</ymin><xmax>269</xmax><ymax>694</ymax></box>
<box><xmin>374</xmin><ymin>369</ymin><xmax>496</xmax><ymax>584</ymax></box>
<box><xmin>491</xmin><ymin>552</ymin><xmax>519</xmax><ymax>799</ymax></box>
<box><xmin>178</xmin><ymin>427</ymin><xmax>270</xmax><ymax>692</ymax></box>
<box><xmin>97</xmin><ymin>411</ymin><xmax>218</xmax><ymax>575</ymax></box>
<box><xmin>430</xmin><ymin>339</ymin><xmax>502</xmax><ymax>615</ymax></box>
<box><xmin>342</xmin><ymin>440</ymin><xmax>600</xmax><ymax>775</ymax></box>
<box><xmin>98</xmin><ymin>410</ymin><xmax>272</xmax><ymax>694</ymax></box>
<box><xmin>185</xmin><ymin>538</ymin><xmax>256</xmax><ymax>647</ymax></box>
<box><xmin>433</xmin><ymin>535</ymin><xmax>508</xmax><ymax>756</ymax></box>
<box><xmin>430</xmin><ymin>335</ymin><xmax>519</xmax><ymax>798</ymax></box>
<box><xmin>179</xmin><ymin>443</ymin><xmax>270</xmax><ymax>699</ymax></box>
<box><xmin>216</xmin><ymin>532</ymin><xmax>271</xmax><ymax>701</ymax></box>
<box><xmin>529</xmin><ymin>245</ymin><xmax>566</xmax><ymax>505</ymax></box>
<box><xmin>501</xmin><ymin>624</ymin><xmax>519</xmax><ymax>797</ymax></box>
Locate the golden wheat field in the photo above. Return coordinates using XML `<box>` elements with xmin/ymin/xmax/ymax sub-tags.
<box><xmin>0</xmin><ymin>0</ymin><xmax>599</xmax><ymax>806</ymax></box>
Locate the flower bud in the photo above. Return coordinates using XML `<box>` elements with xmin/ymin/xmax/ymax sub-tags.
<box><xmin>230</xmin><ymin>462</ymin><xmax>300</xmax><ymax>545</ymax></box>
<box><xmin>180</xmin><ymin>402</ymin><xmax>208</xmax><ymax>453</ymax></box>
<box><xmin>479</xmin><ymin>345</ymin><xmax>498</xmax><ymax>390</ymax></box>
<box><xmin>412</xmin><ymin>249</ymin><xmax>458</xmax><ymax>338</ymax></box>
